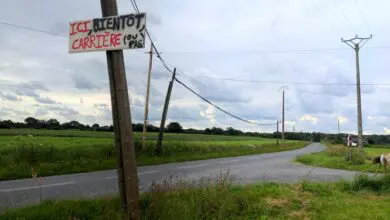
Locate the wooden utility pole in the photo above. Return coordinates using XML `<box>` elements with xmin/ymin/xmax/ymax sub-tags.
<box><xmin>100</xmin><ymin>0</ymin><xmax>140</xmax><ymax>219</ymax></box>
<box><xmin>342</xmin><ymin>34</ymin><xmax>372</xmax><ymax>151</ymax></box>
<box><xmin>142</xmin><ymin>43</ymin><xmax>154</xmax><ymax>150</ymax></box>
<box><xmin>156</xmin><ymin>68</ymin><xmax>176</xmax><ymax>155</ymax></box>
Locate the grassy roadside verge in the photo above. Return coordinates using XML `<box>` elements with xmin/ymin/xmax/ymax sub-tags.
<box><xmin>0</xmin><ymin>135</ymin><xmax>308</xmax><ymax>181</ymax></box>
<box><xmin>3</xmin><ymin>174</ymin><xmax>390</xmax><ymax>219</ymax></box>
<box><xmin>296</xmin><ymin>143</ymin><xmax>388</xmax><ymax>173</ymax></box>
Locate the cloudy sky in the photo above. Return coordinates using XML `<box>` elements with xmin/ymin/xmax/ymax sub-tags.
<box><xmin>1</xmin><ymin>0</ymin><xmax>390</xmax><ymax>134</ymax></box>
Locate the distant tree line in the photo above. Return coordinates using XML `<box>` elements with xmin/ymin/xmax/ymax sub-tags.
<box><xmin>1</xmin><ymin>117</ymin><xmax>390</xmax><ymax>144</ymax></box>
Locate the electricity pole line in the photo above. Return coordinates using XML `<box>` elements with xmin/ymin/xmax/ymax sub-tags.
<box><xmin>142</xmin><ymin>43</ymin><xmax>155</xmax><ymax>150</ymax></box>
<box><xmin>279</xmin><ymin>86</ymin><xmax>288</xmax><ymax>140</ymax></box>
<box><xmin>156</xmin><ymin>68</ymin><xmax>176</xmax><ymax>155</ymax></box>
<box><xmin>341</xmin><ymin>34</ymin><xmax>372</xmax><ymax>151</ymax></box>
<box><xmin>276</xmin><ymin>120</ymin><xmax>279</xmax><ymax>145</ymax></box>
<box><xmin>99</xmin><ymin>0</ymin><xmax>141</xmax><ymax>218</ymax></box>
<box><xmin>338</xmin><ymin>119</ymin><xmax>340</xmax><ymax>134</ymax></box>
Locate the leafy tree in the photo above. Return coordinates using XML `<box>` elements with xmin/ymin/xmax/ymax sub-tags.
<box><xmin>91</xmin><ymin>123</ymin><xmax>100</xmax><ymax>130</ymax></box>
<box><xmin>166</xmin><ymin>122</ymin><xmax>183</xmax><ymax>133</ymax></box>
<box><xmin>210</xmin><ymin>127</ymin><xmax>224</xmax><ymax>135</ymax></box>
<box><xmin>204</xmin><ymin>128</ymin><xmax>212</xmax><ymax>134</ymax></box>
<box><xmin>46</xmin><ymin>119</ymin><xmax>59</xmax><ymax>130</ymax></box>
<box><xmin>24</xmin><ymin>117</ymin><xmax>38</xmax><ymax>128</ymax></box>
<box><xmin>132</xmin><ymin>123</ymin><xmax>144</xmax><ymax>132</ymax></box>
<box><xmin>0</xmin><ymin>120</ymin><xmax>13</xmax><ymax>129</ymax></box>
<box><xmin>147</xmin><ymin>124</ymin><xmax>159</xmax><ymax>132</ymax></box>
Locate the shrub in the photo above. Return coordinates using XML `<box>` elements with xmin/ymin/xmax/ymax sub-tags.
<box><xmin>345</xmin><ymin>174</ymin><xmax>390</xmax><ymax>193</ymax></box>
<box><xmin>344</xmin><ymin>148</ymin><xmax>366</xmax><ymax>165</ymax></box>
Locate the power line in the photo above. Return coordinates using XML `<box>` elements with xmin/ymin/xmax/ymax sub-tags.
<box><xmin>309</xmin><ymin>0</ymin><xmax>342</xmax><ymax>37</ymax></box>
<box><xmin>128</xmin><ymin>1</ymin><xmax>278</xmax><ymax>127</ymax></box>
<box><xmin>146</xmin><ymin>46</ymin><xmax>390</xmax><ymax>55</ymax></box>
<box><xmin>354</xmin><ymin>0</ymin><xmax>371</xmax><ymax>35</ymax></box>
<box><xmin>178</xmin><ymin>72</ymin><xmax>390</xmax><ymax>87</ymax></box>
<box><xmin>129</xmin><ymin>0</ymin><xmax>174</xmax><ymax>74</ymax></box>
<box><xmin>0</xmin><ymin>20</ymin><xmax>67</xmax><ymax>38</ymax></box>
<box><xmin>1</xmin><ymin>20</ymin><xmax>388</xmax><ymax>56</ymax></box>
<box><xmin>334</xmin><ymin>0</ymin><xmax>355</xmax><ymax>34</ymax></box>
<box><xmin>127</xmin><ymin>0</ymin><xmax>276</xmax><ymax>127</ymax></box>
<box><xmin>174</xmin><ymin>77</ymin><xmax>277</xmax><ymax>126</ymax></box>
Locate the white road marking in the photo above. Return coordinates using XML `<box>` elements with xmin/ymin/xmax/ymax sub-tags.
<box><xmin>179</xmin><ymin>164</ymin><xmax>209</xmax><ymax>169</ymax></box>
<box><xmin>0</xmin><ymin>181</ymin><xmax>75</xmax><ymax>193</ymax></box>
<box><xmin>219</xmin><ymin>159</ymin><xmax>240</xmax><ymax>164</ymax></box>
<box><xmin>139</xmin><ymin>171</ymin><xmax>158</xmax><ymax>175</ymax></box>
<box><xmin>105</xmin><ymin>170</ymin><xmax>158</xmax><ymax>179</ymax></box>
<box><xmin>105</xmin><ymin>176</ymin><xmax>117</xmax><ymax>180</ymax></box>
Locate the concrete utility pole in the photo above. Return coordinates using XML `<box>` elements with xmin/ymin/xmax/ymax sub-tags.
<box><xmin>342</xmin><ymin>34</ymin><xmax>372</xmax><ymax>151</ymax></box>
<box><xmin>142</xmin><ymin>43</ymin><xmax>154</xmax><ymax>150</ymax></box>
<box><xmin>100</xmin><ymin>0</ymin><xmax>141</xmax><ymax>219</ymax></box>
<box><xmin>338</xmin><ymin>119</ymin><xmax>340</xmax><ymax>134</ymax></box>
<box><xmin>279</xmin><ymin>86</ymin><xmax>288</xmax><ymax>140</ymax></box>
<box><xmin>276</xmin><ymin>120</ymin><xmax>279</xmax><ymax>145</ymax></box>
<box><xmin>156</xmin><ymin>68</ymin><xmax>176</xmax><ymax>155</ymax></box>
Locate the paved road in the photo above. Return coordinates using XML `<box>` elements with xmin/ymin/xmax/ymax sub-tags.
<box><xmin>0</xmin><ymin>143</ymin><xmax>371</xmax><ymax>211</ymax></box>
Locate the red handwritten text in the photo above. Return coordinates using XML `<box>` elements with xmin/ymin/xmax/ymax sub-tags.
<box><xmin>72</xmin><ymin>32</ymin><xmax>122</xmax><ymax>50</ymax></box>
<box><xmin>70</xmin><ymin>21</ymin><xmax>91</xmax><ymax>35</ymax></box>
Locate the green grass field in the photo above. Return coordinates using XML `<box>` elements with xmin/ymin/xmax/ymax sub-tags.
<box><xmin>0</xmin><ymin>128</ymin><xmax>270</xmax><ymax>141</ymax></box>
<box><xmin>3</xmin><ymin>173</ymin><xmax>390</xmax><ymax>219</ymax></box>
<box><xmin>296</xmin><ymin>143</ymin><xmax>389</xmax><ymax>173</ymax></box>
<box><xmin>0</xmin><ymin>129</ymin><xmax>307</xmax><ymax>180</ymax></box>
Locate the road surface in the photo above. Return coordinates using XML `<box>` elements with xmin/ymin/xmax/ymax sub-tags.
<box><xmin>0</xmin><ymin>143</ymin><xmax>370</xmax><ymax>211</ymax></box>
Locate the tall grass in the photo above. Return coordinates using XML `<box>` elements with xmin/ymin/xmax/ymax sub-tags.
<box><xmin>324</xmin><ymin>144</ymin><xmax>366</xmax><ymax>165</ymax></box>
<box><xmin>344</xmin><ymin>173</ymin><xmax>390</xmax><ymax>193</ymax></box>
<box><xmin>0</xmin><ymin>135</ymin><xmax>307</xmax><ymax>180</ymax></box>
<box><xmin>5</xmin><ymin>173</ymin><xmax>390</xmax><ymax>219</ymax></box>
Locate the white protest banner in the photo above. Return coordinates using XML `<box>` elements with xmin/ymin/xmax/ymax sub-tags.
<box><xmin>69</xmin><ymin>13</ymin><xmax>146</xmax><ymax>53</ymax></box>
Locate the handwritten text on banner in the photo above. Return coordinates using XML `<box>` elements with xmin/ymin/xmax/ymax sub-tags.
<box><xmin>69</xmin><ymin>13</ymin><xmax>146</xmax><ymax>53</ymax></box>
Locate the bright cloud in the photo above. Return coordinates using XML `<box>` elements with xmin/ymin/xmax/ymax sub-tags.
<box><xmin>336</xmin><ymin>116</ymin><xmax>348</xmax><ymax>124</ymax></box>
<box><xmin>200</xmin><ymin>104</ymin><xmax>216</xmax><ymax>124</ymax></box>
<box><xmin>300</xmin><ymin>115</ymin><xmax>319</xmax><ymax>124</ymax></box>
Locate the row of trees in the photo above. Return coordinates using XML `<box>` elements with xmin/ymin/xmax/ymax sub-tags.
<box><xmin>2</xmin><ymin>117</ymin><xmax>390</xmax><ymax>144</ymax></box>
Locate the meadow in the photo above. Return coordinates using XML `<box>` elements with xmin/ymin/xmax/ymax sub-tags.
<box><xmin>296</xmin><ymin>143</ymin><xmax>389</xmax><ymax>173</ymax></box>
<box><xmin>3</xmin><ymin>173</ymin><xmax>390</xmax><ymax>219</ymax></box>
<box><xmin>0</xmin><ymin>129</ymin><xmax>307</xmax><ymax>180</ymax></box>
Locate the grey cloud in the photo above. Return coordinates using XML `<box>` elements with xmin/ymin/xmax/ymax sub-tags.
<box><xmin>189</xmin><ymin>77</ymin><xmax>251</xmax><ymax>104</ymax></box>
<box><xmin>167</xmin><ymin>106</ymin><xmax>204</xmax><ymax>122</ymax></box>
<box><xmin>95</xmin><ymin>104</ymin><xmax>109</xmax><ymax>108</ymax></box>
<box><xmin>0</xmin><ymin>107</ymin><xmax>29</xmax><ymax>118</ymax></box>
<box><xmin>72</xmin><ymin>74</ymin><xmax>102</xmax><ymax>90</ymax></box>
<box><xmin>24</xmin><ymin>81</ymin><xmax>49</xmax><ymax>91</ymax></box>
<box><xmin>58</xmin><ymin>107</ymin><xmax>79</xmax><ymax>117</ymax></box>
<box><xmin>35</xmin><ymin>108</ymin><xmax>49</xmax><ymax>116</ymax></box>
<box><xmin>0</xmin><ymin>92</ymin><xmax>20</xmax><ymax>101</ymax></box>
<box><xmin>44</xmin><ymin>104</ymin><xmax>79</xmax><ymax>118</ymax></box>
<box><xmin>35</xmin><ymin>96</ymin><xmax>57</xmax><ymax>104</ymax></box>
<box><xmin>132</xmin><ymin>97</ymin><xmax>144</xmax><ymax>107</ymax></box>
<box><xmin>227</xmin><ymin>103</ymin><xmax>279</xmax><ymax>121</ymax></box>
<box><xmin>297</xmin><ymin>93</ymin><xmax>334</xmax><ymax>115</ymax></box>
<box><xmin>14</xmin><ymin>81</ymin><xmax>49</xmax><ymax>98</ymax></box>
<box><xmin>94</xmin><ymin>103</ymin><xmax>112</xmax><ymax>121</ymax></box>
